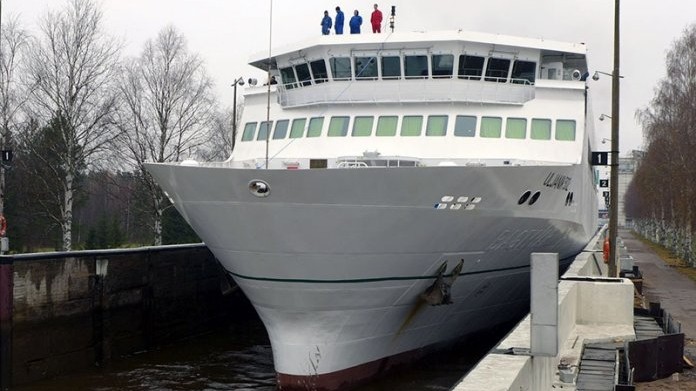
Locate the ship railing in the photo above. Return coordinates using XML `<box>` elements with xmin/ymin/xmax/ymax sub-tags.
<box><xmin>276</xmin><ymin>77</ymin><xmax>534</xmax><ymax>108</ymax></box>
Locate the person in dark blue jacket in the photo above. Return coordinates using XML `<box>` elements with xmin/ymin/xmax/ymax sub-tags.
<box><xmin>334</xmin><ymin>7</ymin><xmax>345</xmax><ymax>35</ymax></box>
<box><xmin>321</xmin><ymin>10</ymin><xmax>332</xmax><ymax>35</ymax></box>
<box><xmin>349</xmin><ymin>10</ymin><xmax>362</xmax><ymax>34</ymax></box>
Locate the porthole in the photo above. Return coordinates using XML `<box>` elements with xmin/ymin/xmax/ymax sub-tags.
<box><xmin>529</xmin><ymin>191</ymin><xmax>541</xmax><ymax>205</ymax></box>
<box><xmin>249</xmin><ymin>180</ymin><xmax>271</xmax><ymax>198</ymax></box>
<box><xmin>518</xmin><ymin>191</ymin><xmax>531</xmax><ymax>205</ymax></box>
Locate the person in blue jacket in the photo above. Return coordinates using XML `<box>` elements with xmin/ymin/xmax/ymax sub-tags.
<box><xmin>321</xmin><ymin>10</ymin><xmax>332</xmax><ymax>35</ymax></box>
<box><xmin>334</xmin><ymin>6</ymin><xmax>345</xmax><ymax>35</ymax></box>
<box><xmin>349</xmin><ymin>10</ymin><xmax>362</xmax><ymax>34</ymax></box>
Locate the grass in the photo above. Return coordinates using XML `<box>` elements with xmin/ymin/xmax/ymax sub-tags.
<box><xmin>634</xmin><ymin>234</ymin><xmax>696</xmax><ymax>283</ymax></box>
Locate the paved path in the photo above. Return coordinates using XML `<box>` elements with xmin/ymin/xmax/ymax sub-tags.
<box><xmin>620</xmin><ymin>229</ymin><xmax>696</xmax><ymax>341</ymax></box>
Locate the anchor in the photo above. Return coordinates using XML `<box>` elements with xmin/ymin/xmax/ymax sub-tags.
<box><xmin>420</xmin><ymin>259</ymin><xmax>464</xmax><ymax>305</ymax></box>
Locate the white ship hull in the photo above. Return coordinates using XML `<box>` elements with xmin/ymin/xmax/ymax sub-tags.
<box><xmin>146</xmin><ymin>163</ymin><xmax>597</xmax><ymax>390</ymax></box>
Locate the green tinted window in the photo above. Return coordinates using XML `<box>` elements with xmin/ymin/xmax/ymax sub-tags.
<box><xmin>310</xmin><ymin>60</ymin><xmax>328</xmax><ymax>83</ymax></box>
<box><xmin>307</xmin><ymin>117</ymin><xmax>324</xmax><ymax>137</ymax></box>
<box><xmin>279</xmin><ymin>67</ymin><xmax>296</xmax><ymax>88</ymax></box>
<box><xmin>273</xmin><ymin>120</ymin><xmax>289</xmax><ymax>140</ymax></box>
<box><xmin>555</xmin><ymin>120</ymin><xmax>576</xmax><ymax>141</ymax></box>
<box><xmin>400</xmin><ymin>116</ymin><xmax>423</xmax><ymax>136</ymax></box>
<box><xmin>531</xmin><ymin>118</ymin><xmax>552</xmax><ymax>140</ymax></box>
<box><xmin>355</xmin><ymin>57</ymin><xmax>378</xmax><ymax>79</ymax></box>
<box><xmin>328</xmin><ymin>116</ymin><xmax>350</xmax><ymax>137</ymax></box>
<box><xmin>432</xmin><ymin>55</ymin><xmax>454</xmax><ymax>78</ymax></box>
<box><xmin>381</xmin><ymin>56</ymin><xmax>401</xmax><ymax>79</ymax></box>
<box><xmin>505</xmin><ymin>118</ymin><xmax>527</xmax><ymax>139</ymax></box>
<box><xmin>241</xmin><ymin>122</ymin><xmax>257</xmax><ymax>141</ymax></box>
<box><xmin>257</xmin><ymin>121</ymin><xmax>273</xmax><ymax>141</ymax></box>
<box><xmin>404</xmin><ymin>56</ymin><xmax>428</xmax><ymax>79</ymax></box>
<box><xmin>289</xmin><ymin>118</ymin><xmax>306</xmax><ymax>139</ymax></box>
<box><xmin>376</xmin><ymin>116</ymin><xmax>398</xmax><ymax>136</ymax></box>
<box><xmin>352</xmin><ymin>117</ymin><xmax>374</xmax><ymax>137</ymax></box>
<box><xmin>480</xmin><ymin>117</ymin><xmax>502</xmax><ymax>138</ymax></box>
<box><xmin>454</xmin><ymin>116</ymin><xmax>476</xmax><ymax>137</ymax></box>
<box><xmin>330</xmin><ymin>58</ymin><xmax>351</xmax><ymax>80</ymax></box>
<box><xmin>426</xmin><ymin>115</ymin><xmax>448</xmax><ymax>136</ymax></box>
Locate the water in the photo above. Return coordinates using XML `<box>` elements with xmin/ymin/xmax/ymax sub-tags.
<box><xmin>15</xmin><ymin>316</ymin><xmax>508</xmax><ymax>391</ymax></box>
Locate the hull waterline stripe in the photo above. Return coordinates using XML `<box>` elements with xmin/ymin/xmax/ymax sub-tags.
<box><xmin>228</xmin><ymin>264</ymin><xmax>532</xmax><ymax>284</ymax></box>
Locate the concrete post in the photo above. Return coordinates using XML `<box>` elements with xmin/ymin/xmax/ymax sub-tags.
<box><xmin>0</xmin><ymin>256</ymin><xmax>12</xmax><ymax>390</ymax></box>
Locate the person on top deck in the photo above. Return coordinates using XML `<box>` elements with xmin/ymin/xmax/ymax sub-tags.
<box><xmin>321</xmin><ymin>10</ymin><xmax>332</xmax><ymax>35</ymax></box>
<box><xmin>335</xmin><ymin>6</ymin><xmax>345</xmax><ymax>35</ymax></box>
<box><xmin>370</xmin><ymin>4</ymin><xmax>383</xmax><ymax>33</ymax></box>
<box><xmin>349</xmin><ymin>10</ymin><xmax>362</xmax><ymax>34</ymax></box>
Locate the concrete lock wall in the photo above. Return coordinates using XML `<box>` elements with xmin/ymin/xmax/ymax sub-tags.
<box><xmin>0</xmin><ymin>244</ymin><xmax>241</xmax><ymax>387</ymax></box>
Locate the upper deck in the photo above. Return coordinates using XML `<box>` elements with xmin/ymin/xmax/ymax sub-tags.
<box><xmin>227</xmin><ymin>30</ymin><xmax>592</xmax><ymax>169</ymax></box>
<box><xmin>249</xmin><ymin>30</ymin><xmax>588</xmax><ymax>108</ymax></box>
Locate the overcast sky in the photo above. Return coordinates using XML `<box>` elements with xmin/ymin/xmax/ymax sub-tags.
<box><xmin>4</xmin><ymin>0</ymin><xmax>694</xmax><ymax>154</ymax></box>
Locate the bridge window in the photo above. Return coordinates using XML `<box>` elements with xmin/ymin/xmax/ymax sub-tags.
<box><xmin>556</xmin><ymin>120</ymin><xmax>576</xmax><ymax>141</ymax></box>
<box><xmin>454</xmin><ymin>116</ymin><xmax>476</xmax><ymax>137</ymax></box>
<box><xmin>355</xmin><ymin>57</ymin><xmax>378</xmax><ymax>80</ymax></box>
<box><xmin>289</xmin><ymin>118</ymin><xmax>306</xmax><ymax>138</ymax></box>
<box><xmin>295</xmin><ymin>63</ymin><xmax>312</xmax><ymax>86</ymax></box>
<box><xmin>481</xmin><ymin>117</ymin><xmax>502</xmax><ymax>138</ymax></box>
<box><xmin>404</xmin><ymin>55</ymin><xmax>428</xmax><ymax>79</ymax></box>
<box><xmin>241</xmin><ymin>122</ymin><xmax>257</xmax><ymax>141</ymax></box>
<box><xmin>257</xmin><ymin>121</ymin><xmax>273</xmax><ymax>141</ymax></box>
<box><xmin>376</xmin><ymin>116</ymin><xmax>398</xmax><ymax>136</ymax></box>
<box><xmin>328</xmin><ymin>116</ymin><xmax>350</xmax><ymax>137</ymax></box>
<box><xmin>310</xmin><ymin>60</ymin><xmax>329</xmax><ymax>84</ymax></box>
<box><xmin>511</xmin><ymin>60</ymin><xmax>536</xmax><ymax>84</ymax></box>
<box><xmin>307</xmin><ymin>117</ymin><xmax>324</xmax><ymax>137</ymax></box>
<box><xmin>401</xmin><ymin>115</ymin><xmax>423</xmax><ymax>136</ymax></box>
<box><xmin>432</xmin><ymin>55</ymin><xmax>454</xmax><ymax>78</ymax></box>
<box><xmin>505</xmin><ymin>118</ymin><xmax>527</xmax><ymax>139</ymax></box>
<box><xmin>458</xmin><ymin>55</ymin><xmax>485</xmax><ymax>79</ymax></box>
<box><xmin>330</xmin><ymin>57</ymin><xmax>352</xmax><ymax>80</ymax></box>
<box><xmin>381</xmin><ymin>56</ymin><xmax>401</xmax><ymax>79</ymax></box>
<box><xmin>426</xmin><ymin>115</ymin><xmax>448</xmax><ymax>136</ymax></box>
<box><xmin>352</xmin><ymin>116</ymin><xmax>374</xmax><ymax>137</ymax></box>
<box><xmin>485</xmin><ymin>58</ymin><xmax>510</xmax><ymax>83</ymax></box>
<box><xmin>273</xmin><ymin>119</ymin><xmax>289</xmax><ymax>139</ymax></box>
<box><xmin>280</xmin><ymin>67</ymin><xmax>297</xmax><ymax>89</ymax></box>
<box><xmin>531</xmin><ymin>118</ymin><xmax>552</xmax><ymax>140</ymax></box>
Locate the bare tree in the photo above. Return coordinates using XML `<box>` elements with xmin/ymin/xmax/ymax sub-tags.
<box><xmin>0</xmin><ymin>16</ymin><xmax>30</xmax><ymax>247</ymax></box>
<box><xmin>22</xmin><ymin>0</ymin><xmax>121</xmax><ymax>251</ymax></box>
<box><xmin>116</xmin><ymin>25</ymin><xmax>218</xmax><ymax>245</ymax></box>
<box><xmin>199</xmin><ymin>107</ymin><xmax>236</xmax><ymax>161</ymax></box>
<box><xmin>631</xmin><ymin>24</ymin><xmax>696</xmax><ymax>263</ymax></box>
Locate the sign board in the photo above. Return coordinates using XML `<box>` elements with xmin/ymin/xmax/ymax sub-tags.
<box><xmin>591</xmin><ymin>152</ymin><xmax>609</xmax><ymax>166</ymax></box>
<box><xmin>1</xmin><ymin>150</ymin><xmax>11</xmax><ymax>163</ymax></box>
<box><xmin>599</xmin><ymin>179</ymin><xmax>609</xmax><ymax>188</ymax></box>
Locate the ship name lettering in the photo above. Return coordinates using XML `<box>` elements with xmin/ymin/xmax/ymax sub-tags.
<box><xmin>543</xmin><ymin>172</ymin><xmax>572</xmax><ymax>191</ymax></box>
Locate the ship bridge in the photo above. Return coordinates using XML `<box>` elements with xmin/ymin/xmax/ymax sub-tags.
<box><xmin>249</xmin><ymin>30</ymin><xmax>588</xmax><ymax>108</ymax></box>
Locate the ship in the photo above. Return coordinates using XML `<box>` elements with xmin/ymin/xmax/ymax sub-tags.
<box><xmin>145</xmin><ymin>29</ymin><xmax>599</xmax><ymax>390</ymax></box>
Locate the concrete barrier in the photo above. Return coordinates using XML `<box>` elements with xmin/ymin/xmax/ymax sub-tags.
<box><xmin>0</xmin><ymin>244</ymin><xmax>244</xmax><ymax>387</ymax></box>
<box><xmin>453</xmin><ymin>233</ymin><xmax>636</xmax><ymax>391</ymax></box>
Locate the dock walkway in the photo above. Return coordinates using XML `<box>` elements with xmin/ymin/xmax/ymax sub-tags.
<box><xmin>620</xmin><ymin>229</ymin><xmax>696</xmax><ymax>340</ymax></box>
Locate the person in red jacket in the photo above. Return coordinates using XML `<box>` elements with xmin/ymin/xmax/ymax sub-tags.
<box><xmin>370</xmin><ymin>4</ymin><xmax>382</xmax><ymax>33</ymax></box>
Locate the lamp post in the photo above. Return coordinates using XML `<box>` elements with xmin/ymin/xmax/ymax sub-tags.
<box><xmin>592</xmin><ymin>2</ymin><xmax>621</xmax><ymax>277</ymax></box>
<box><xmin>231</xmin><ymin>77</ymin><xmax>245</xmax><ymax>152</ymax></box>
<box><xmin>608</xmin><ymin>0</ymin><xmax>621</xmax><ymax>278</ymax></box>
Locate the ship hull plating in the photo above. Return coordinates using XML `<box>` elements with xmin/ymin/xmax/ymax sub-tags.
<box><xmin>145</xmin><ymin>164</ymin><xmax>596</xmax><ymax>390</ymax></box>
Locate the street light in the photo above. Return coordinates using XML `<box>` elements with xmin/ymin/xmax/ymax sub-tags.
<box><xmin>598</xmin><ymin>0</ymin><xmax>621</xmax><ymax>278</ymax></box>
<box><xmin>599</xmin><ymin>114</ymin><xmax>612</xmax><ymax>121</ymax></box>
<box><xmin>231</xmin><ymin>77</ymin><xmax>245</xmax><ymax>151</ymax></box>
